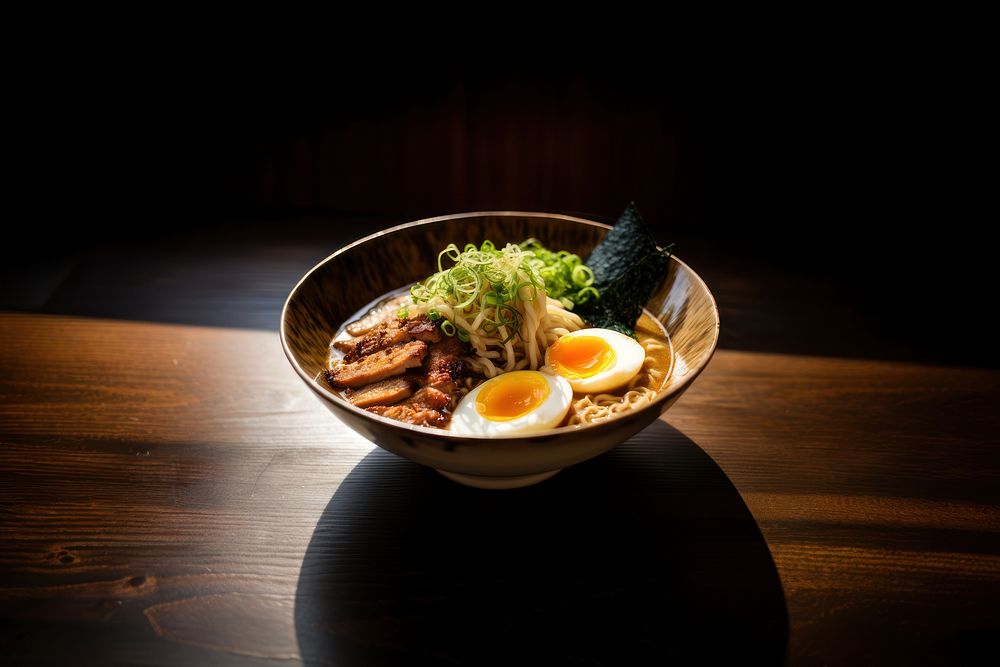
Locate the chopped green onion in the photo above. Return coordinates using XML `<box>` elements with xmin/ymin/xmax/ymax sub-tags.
<box><xmin>396</xmin><ymin>305</ymin><xmax>409</xmax><ymax>319</ymax></box>
<box><xmin>519</xmin><ymin>238</ymin><xmax>599</xmax><ymax>310</ymax></box>
<box><xmin>571</xmin><ymin>264</ymin><xmax>595</xmax><ymax>287</ymax></box>
<box><xmin>409</xmin><ymin>239</ymin><xmax>601</xmax><ymax>345</ymax></box>
<box><xmin>575</xmin><ymin>286</ymin><xmax>599</xmax><ymax>304</ymax></box>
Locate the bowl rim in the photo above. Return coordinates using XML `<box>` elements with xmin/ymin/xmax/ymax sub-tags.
<box><xmin>279</xmin><ymin>210</ymin><xmax>721</xmax><ymax>440</ymax></box>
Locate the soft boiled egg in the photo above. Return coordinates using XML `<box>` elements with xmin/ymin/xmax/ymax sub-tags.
<box><xmin>450</xmin><ymin>370</ymin><xmax>573</xmax><ymax>436</ymax></box>
<box><xmin>545</xmin><ymin>328</ymin><xmax>645</xmax><ymax>393</ymax></box>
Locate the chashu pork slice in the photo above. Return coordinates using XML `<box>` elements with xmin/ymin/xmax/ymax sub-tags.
<box><xmin>346</xmin><ymin>376</ymin><xmax>417</xmax><ymax>408</ymax></box>
<box><xmin>367</xmin><ymin>404</ymin><xmax>447</xmax><ymax>427</ymax></box>
<box><xmin>334</xmin><ymin>315</ymin><xmax>442</xmax><ymax>363</ymax></box>
<box><xmin>326</xmin><ymin>340</ymin><xmax>427</xmax><ymax>389</ymax></box>
<box><xmin>365</xmin><ymin>386</ymin><xmax>451</xmax><ymax>427</ymax></box>
<box><xmin>421</xmin><ymin>336</ymin><xmax>467</xmax><ymax>393</ymax></box>
<box><xmin>402</xmin><ymin>386</ymin><xmax>450</xmax><ymax>411</ymax></box>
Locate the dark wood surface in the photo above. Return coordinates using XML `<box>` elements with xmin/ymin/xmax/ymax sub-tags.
<box><xmin>2</xmin><ymin>312</ymin><xmax>998</xmax><ymax>664</ymax></box>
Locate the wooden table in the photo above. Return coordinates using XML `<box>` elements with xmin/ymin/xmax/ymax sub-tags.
<box><xmin>2</xmin><ymin>312</ymin><xmax>998</xmax><ymax>664</ymax></box>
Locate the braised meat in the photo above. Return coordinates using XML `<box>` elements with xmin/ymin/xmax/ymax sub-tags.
<box><xmin>401</xmin><ymin>386</ymin><xmax>450</xmax><ymax>411</ymax></box>
<box><xmin>326</xmin><ymin>314</ymin><xmax>471</xmax><ymax>429</ymax></box>
<box><xmin>404</xmin><ymin>316</ymin><xmax>443</xmax><ymax>343</ymax></box>
<box><xmin>333</xmin><ymin>324</ymin><xmax>410</xmax><ymax>362</ymax></box>
<box><xmin>422</xmin><ymin>337</ymin><xmax>467</xmax><ymax>393</ymax></box>
<box><xmin>366</xmin><ymin>404</ymin><xmax>447</xmax><ymax>427</ymax></box>
<box><xmin>334</xmin><ymin>315</ymin><xmax>442</xmax><ymax>363</ymax></box>
<box><xmin>326</xmin><ymin>340</ymin><xmax>427</xmax><ymax>388</ymax></box>
<box><xmin>345</xmin><ymin>376</ymin><xmax>417</xmax><ymax>408</ymax></box>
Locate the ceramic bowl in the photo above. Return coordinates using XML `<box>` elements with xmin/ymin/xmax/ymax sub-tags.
<box><xmin>280</xmin><ymin>212</ymin><xmax>720</xmax><ymax>489</ymax></box>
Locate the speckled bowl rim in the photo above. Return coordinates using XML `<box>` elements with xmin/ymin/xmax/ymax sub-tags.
<box><xmin>280</xmin><ymin>211</ymin><xmax>721</xmax><ymax>441</ymax></box>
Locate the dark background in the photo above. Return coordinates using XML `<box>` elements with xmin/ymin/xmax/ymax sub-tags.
<box><xmin>4</xmin><ymin>53</ymin><xmax>989</xmax><ymax>366</ymax></box>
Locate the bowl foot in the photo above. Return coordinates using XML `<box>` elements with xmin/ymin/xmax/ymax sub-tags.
<box><xmin>434</xmin><ymin>468</ymin><xmax>562</xmax><ymax>489</ymax></box>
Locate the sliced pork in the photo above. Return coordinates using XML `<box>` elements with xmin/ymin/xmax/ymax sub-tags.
<box><xmin>422</xmin><ymin>337</ymin><xmax>467</xmax><ymax>393</ymax></box>
<box><xmin>326</xmin><ymin>314</ymin><xmax>471</xmax><ymax>428</ymax></box>
<box><xmin>326</xmin><ymin>340</ymin><xmax>427</xmax><ymax>388</ymax></box>
<box><xmin>346</xmin><ymin>376</ymin><xmax>417</xmax><ymax>408</ymax></box>
<box><xmin>334</xmin><ymin>315</ymin><xmax>442</xmax><ymax>363</ymax></box>
<box><xmin>366</xmin><ymin>404</ymin><xmax>447</xmax><ymax>427</ymax></box>
<box><xmin>401</xmin><ymin>386</ymin><xmax>450</xmax><ymax>411</ymax></box>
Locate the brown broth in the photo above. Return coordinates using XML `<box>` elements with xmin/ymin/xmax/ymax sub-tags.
<box><xmin>633</xmin><ymin>310</ymin><xmax>675</xmax><ymax>393</ymax></box>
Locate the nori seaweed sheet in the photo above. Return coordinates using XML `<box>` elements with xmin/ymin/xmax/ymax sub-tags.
<box><xmin>576</xmin><ymin>202</ymin><xmax>673</xmax><ymax>336</ymax></box>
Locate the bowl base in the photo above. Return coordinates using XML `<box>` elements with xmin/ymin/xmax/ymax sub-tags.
<box><xmin>435</xmin><ymin>468</ymin><xmax>562</xmax><ymax>489</ymax></box>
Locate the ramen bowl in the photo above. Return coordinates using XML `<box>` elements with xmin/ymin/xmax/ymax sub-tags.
<box><xmin>280</xmin><ymin>212</ymin><xmax>720</xmax><ymax>489</ymax></box>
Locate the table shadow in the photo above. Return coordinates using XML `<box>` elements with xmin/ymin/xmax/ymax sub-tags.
<box><xmin>294</xmin><ymin>421</ymin><xmax>788</xmax><ymax>665</ymax></box>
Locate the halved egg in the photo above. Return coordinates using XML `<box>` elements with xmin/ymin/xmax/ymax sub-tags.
<box><xmin>545</xmin><ymin>328</ymin><xmax>645</xmax><ymax>393</ymax></box>
<box><xmin>450</xmin><ymin>370</ymin><xmax>573</xmax><ymax>436</ymax></box>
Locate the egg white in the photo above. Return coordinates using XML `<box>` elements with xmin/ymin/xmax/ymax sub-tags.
<box><xmin>545</xmin><ymin>328</ymin><xmax>646</xmax><ymax>393</ymax></box>
<box><xmin>449</xmin><ymin>371</ymin><xmax>573</xmax><ymax>436</ymax></box>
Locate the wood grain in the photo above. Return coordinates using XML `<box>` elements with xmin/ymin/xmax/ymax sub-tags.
<box><xmin>1</xmin><ymin>312</ymin><xmax>998</xmax><ymax>664</ymax></box>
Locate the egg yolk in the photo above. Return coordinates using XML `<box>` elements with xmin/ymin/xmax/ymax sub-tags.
<box><xmin>548</xmin><ymin>335</ymin><xmax>616</xmax><ymax>379</ymax></box>
<box><xmin>476</xmin><ymin>371</ymin><xmax>551</xmax><ymax>421</ymax></box>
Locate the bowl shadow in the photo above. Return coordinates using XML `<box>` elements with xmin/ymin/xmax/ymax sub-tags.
<box><xmin>294</xmin><ymin>421</ymin><xmax>788</xmax><ymax>665</ymax></box>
